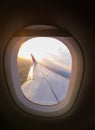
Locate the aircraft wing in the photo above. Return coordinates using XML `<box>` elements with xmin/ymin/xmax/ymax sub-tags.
<box><xmin>21</xmin><ymin>63</ymin><xmax>69</xmax><ymax>105</ymax></box>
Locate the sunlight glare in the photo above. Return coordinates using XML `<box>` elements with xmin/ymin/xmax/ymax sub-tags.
<box><xmin>18</xmin><ymin>37</ymin><xmax>72</xmax><ymax>68</ymax></box>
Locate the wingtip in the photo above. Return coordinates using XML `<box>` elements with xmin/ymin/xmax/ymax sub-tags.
<box><xmin>31</xmin><ymin>54</ymin><xmax>36</xmax><ymax>63</ymax></box>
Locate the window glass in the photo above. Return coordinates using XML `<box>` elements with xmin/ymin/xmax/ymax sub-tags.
<box><xmin>17</xmin><ymin>37</ymin><xmax>72</xmax><ymax>105</ymax></box>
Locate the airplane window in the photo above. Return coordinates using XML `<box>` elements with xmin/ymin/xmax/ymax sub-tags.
<box><xmin>4</xmin><ymin>25</ymin><xmax>83</xmax><ymax>117</ymax></box>
<box><xmin>17</xmin><ymin>37</ymin><xmax>72</xmax><ymax>105</ymax></box>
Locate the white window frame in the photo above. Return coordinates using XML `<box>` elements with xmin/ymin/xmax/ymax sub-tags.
<box><xmin>4</xmin><ymin>28</ymin><xmax>83</xmax><ymax>117</ymax></box>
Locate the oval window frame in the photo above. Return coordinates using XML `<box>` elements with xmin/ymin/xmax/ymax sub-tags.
<box><xmin>4</xmin><ymin>25</ymin><xmax>83</xmax><ymax>117</ymax></box>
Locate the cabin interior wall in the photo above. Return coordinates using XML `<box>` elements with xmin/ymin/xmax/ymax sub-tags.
<box><xmin>0</xmin><ymin>1</ymin><xmax>95</xmax><ymax>130</ymax></box>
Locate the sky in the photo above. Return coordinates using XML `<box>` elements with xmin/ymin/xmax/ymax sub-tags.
<box><xmin>18</xmin><ymin>37</ymin><xmax>72</xmax><ymax>68</ymax></box>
